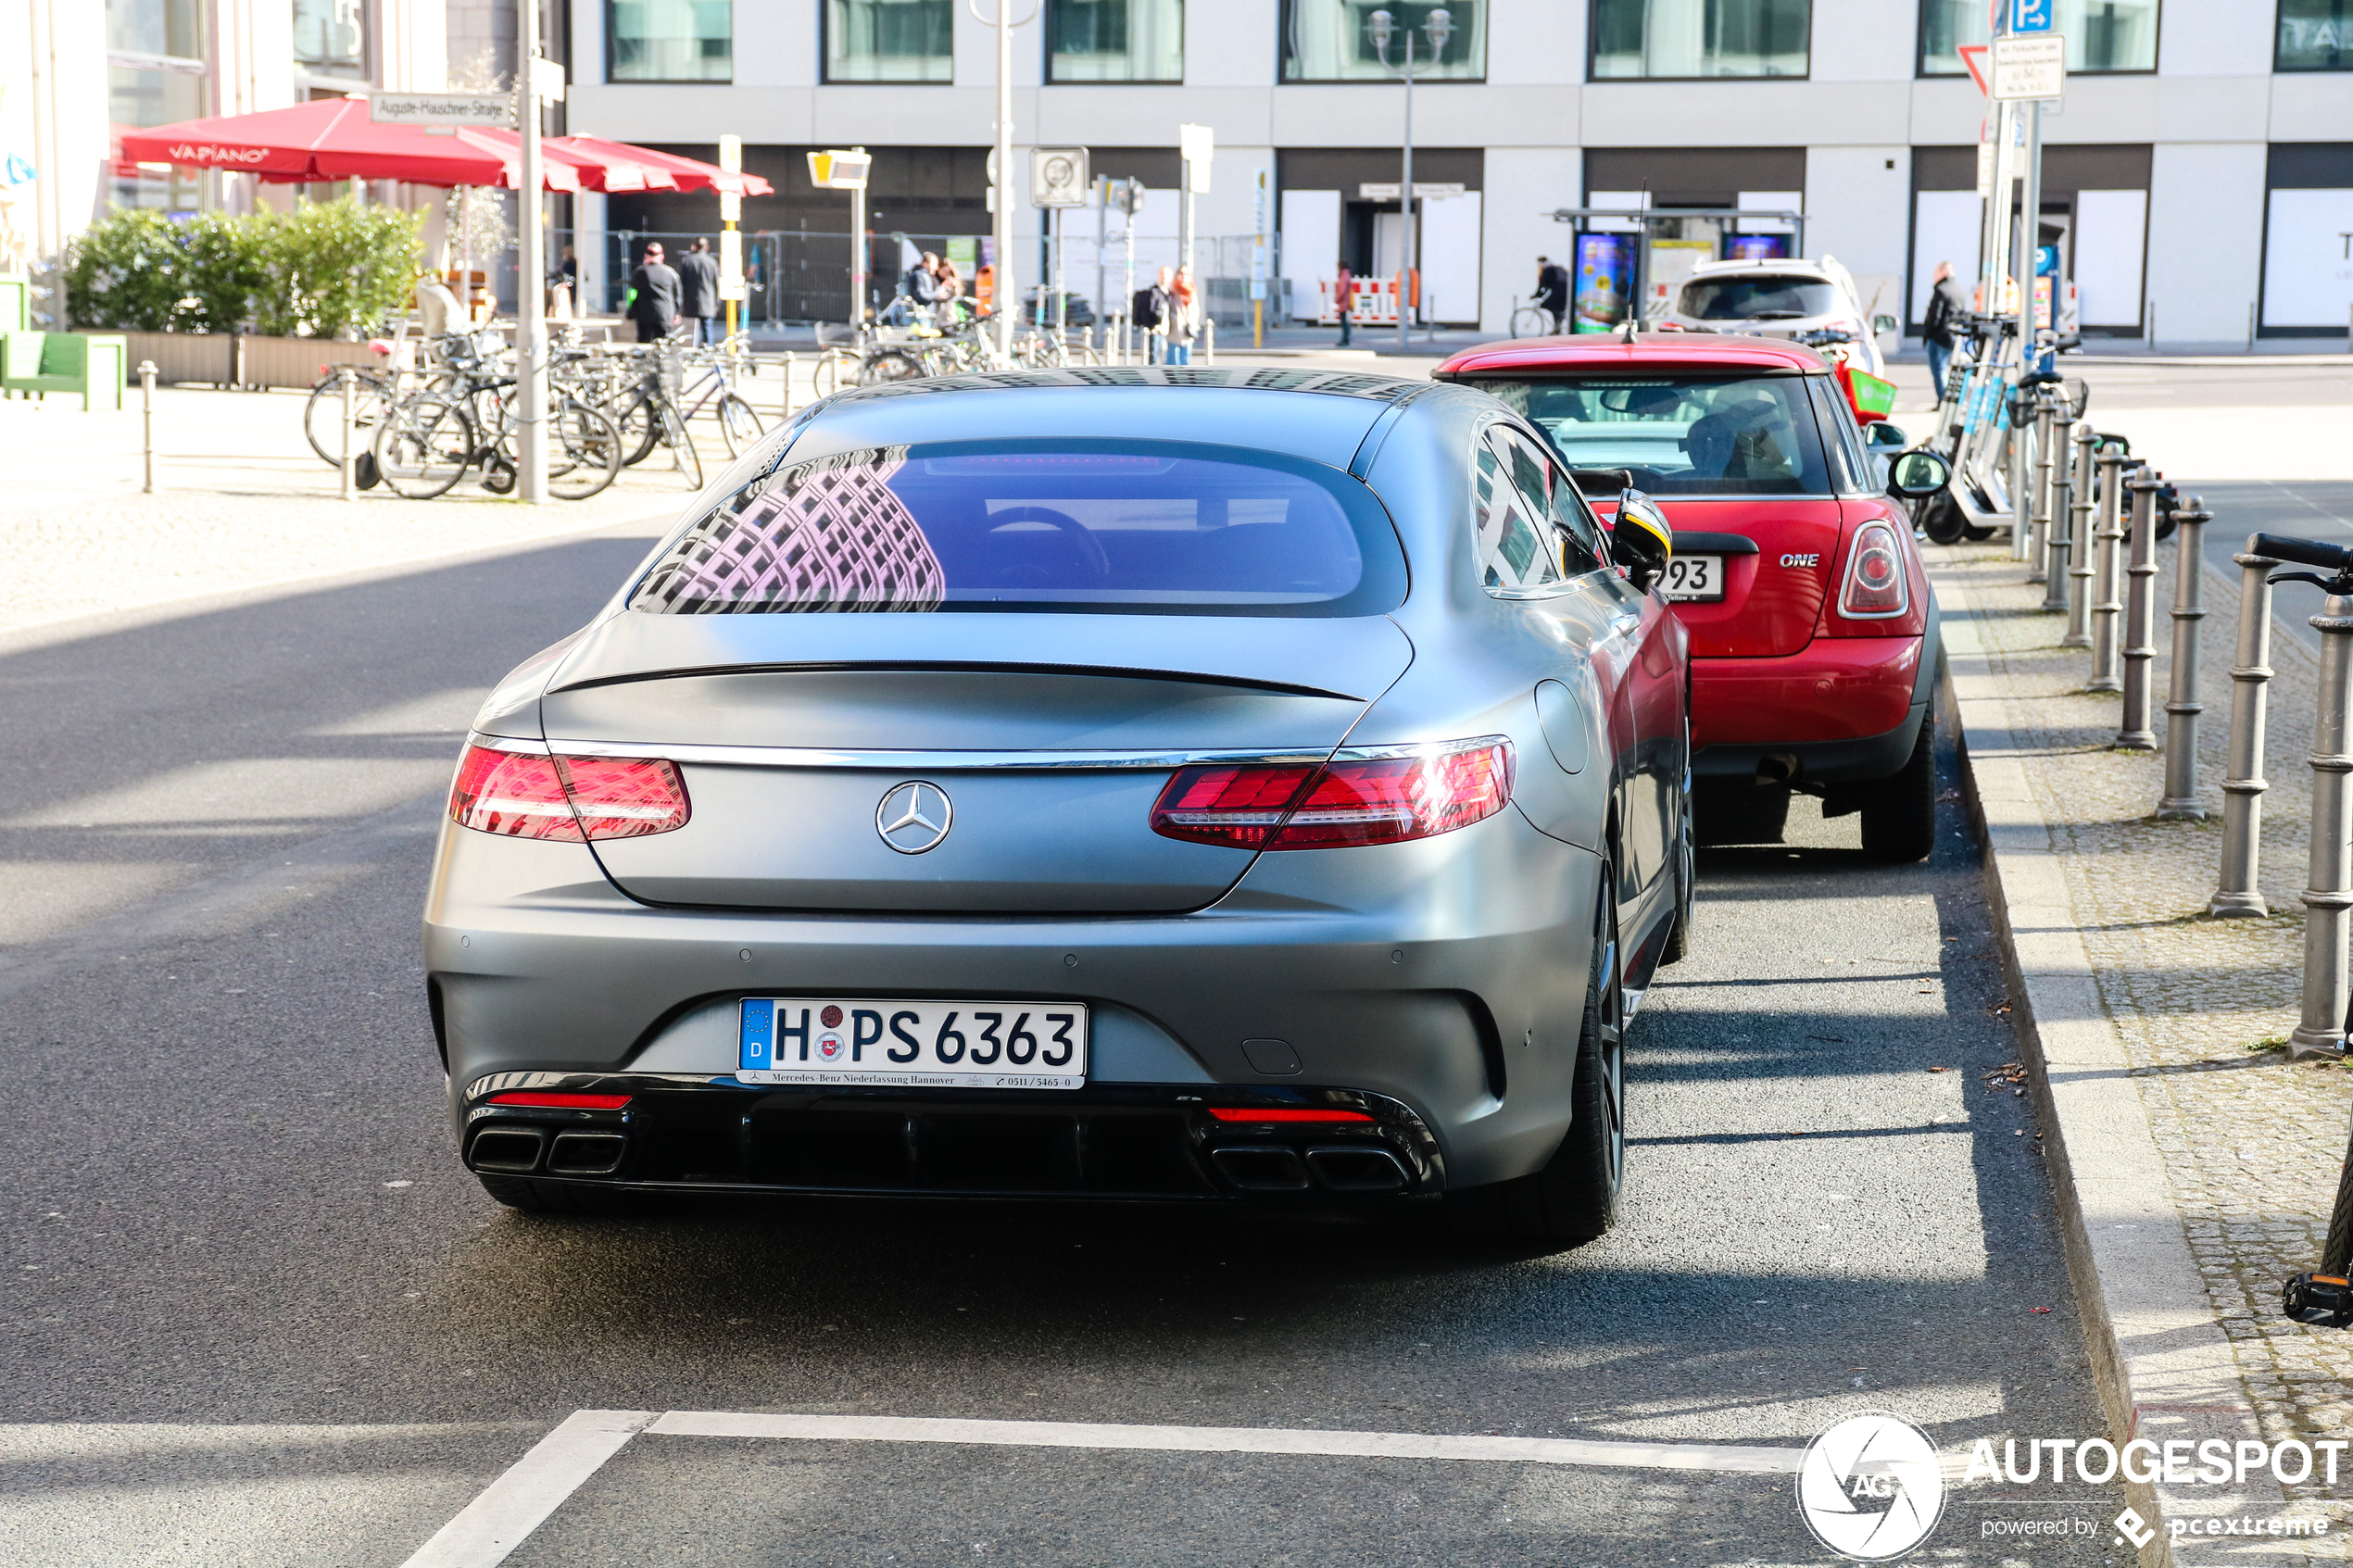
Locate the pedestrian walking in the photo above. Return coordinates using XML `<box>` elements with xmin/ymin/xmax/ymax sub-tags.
<box><xmin>626</xmin><ymin>242</ymin><xmax>683</xmax><ymax>345</ymax></box>
<box><xmin>1132</xmin><ymin>267</ymin><xmax>1170</xmax><ymax>363</ymax></box>
<box><xmin>1164</xmin><ymin>265</ymin><xmax>1200</xmax><ymax>366</ymax></box>
<box><xmin>1334</xmin><ymin>261</ymin><xmax>1354</xmax><ymax>347</ymax></box>
<box><xmin>1923</xmin><ymin>260</ymin><xmax>1968</xmax><ymax>399</ymax></box>
<box><xmin>1535</xmin><ymin>255</ymin><xmax>1570</xmax><ymax>334</ymax></box>
<box><xmin>678</xmin><ymin>237</ymin><xmax>721</xmax><ymax>346</ymax></box>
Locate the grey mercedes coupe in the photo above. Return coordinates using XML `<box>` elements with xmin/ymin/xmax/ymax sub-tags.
<box><xmin>424</xmin><ymin>367</ymin><xmax>1692</xmax><ymax>1244</ymax></box>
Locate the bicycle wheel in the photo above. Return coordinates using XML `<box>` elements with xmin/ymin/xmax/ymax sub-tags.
<box><xmin>812</xmin><ymin>348</ymin><xmax>851</xmax><ymax>399</ymax></box>
<box><xmin>859</xmin><ymin>349</ymin><xmax>926</xmax><ymax>385</ymax></box>
<box><xmin>305</xmin><ymin>372</ymin><xmax>389</xmax><ymax>467</ymax></box>
<box><xmin>715</xmin><ymin>392</ymin><xmax>764</xmax><ymax>458</ymax></box>
<box><xmin>548</xmin><ymin>400</ymin><xmax>624</xmax><ymax>501</ymax></box>
<box><xmin>612</xmin><ymin>390</ymin><xmax>661</xmax><ymax>468</ymax></box>
<box><xmin>371</xmin><ymin>395</ymin><xmax>472</xmax><ymax>500</ymax></box>
<box><xmin>1509</xmin><ymin>307</ymin><xmax>1548</xmax><ymax>339</ymax></box>
<box><xmin>656</xmin><ymin>399</ymin><xmax>703</xmax><ymax>490</ymax></box>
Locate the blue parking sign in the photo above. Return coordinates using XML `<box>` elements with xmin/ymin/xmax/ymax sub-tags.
<box><xmin>2012</xmin><ymin>0</ymin><xmax>2054</xmax><ymax>31</ymax></box>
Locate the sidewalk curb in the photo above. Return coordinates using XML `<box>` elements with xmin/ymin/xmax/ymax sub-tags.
<box><xmin>1936</xmin><ymin>566</ymin><xmax>2296</xmax><ymax>1565</ymax></box>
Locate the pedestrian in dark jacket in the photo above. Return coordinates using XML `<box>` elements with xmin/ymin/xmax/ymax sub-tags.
<box><xmin>628</xmin><ymin>243</ymin><xmax>683</xmax><ymax>344</ymax></box>
<box><xmin>677</xmin><ymin>237</ymin><xmax>722</xmax><ymax>345</ymax></box>
<box><xmin>1922</xmin><ymin>261</ymin><xmax>1969</xmax><ymax>399</ymax></box>
<box><xmin>1130</xmin><ymin>272</ymin><xmax>1164</xmax><ymax>361</ymax></box>
<box><xmin>1535</xmin><ymin>255</ymin><xmax>1570</xmax><ymax>334</ymax></box>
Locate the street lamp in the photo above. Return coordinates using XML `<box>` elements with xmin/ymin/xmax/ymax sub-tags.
<box><xmin>1368</xmin><ymin>6</ymin><xmax>1451</xmax><ymax>351</ymax></box>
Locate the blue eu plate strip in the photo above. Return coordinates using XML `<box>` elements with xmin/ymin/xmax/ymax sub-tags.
<box><xmin>740</xmin><ymin>998</ymin><xmax>775</xmax><ymax>1073</ymax></box>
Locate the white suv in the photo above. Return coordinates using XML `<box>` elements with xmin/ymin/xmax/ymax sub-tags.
<box><xmin>1660</xmin><ymin>257</ymin><xmax>1899</xmax><ymax>377</ymax></box>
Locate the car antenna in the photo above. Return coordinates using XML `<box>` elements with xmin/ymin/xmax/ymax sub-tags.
<box><xmin>1617</xmin><ymin>315</ymin><xmax>1638</xmax><ymax>345</ymax></box>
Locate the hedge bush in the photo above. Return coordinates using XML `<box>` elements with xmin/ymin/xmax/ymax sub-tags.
<box><xmin>66</xmin><ymin>195</ymin><xmax>422</xmax><ymax>339</ymax></box>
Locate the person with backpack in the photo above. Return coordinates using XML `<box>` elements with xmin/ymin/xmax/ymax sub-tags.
<box><xmin>1132</xmin><ymin>268</ymin><xmax>1170</xmax><ymax>363</ymax></box>
<box><xmin>1535</xmin><ymin>256</ymin><xmax>1570</xmax><ymax>334</ymax></box>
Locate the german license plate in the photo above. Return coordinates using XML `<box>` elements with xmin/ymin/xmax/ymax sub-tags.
<box><xmin>1659</xmin><ymin>554</ymin><xmax>1725</xmax><ymax>601</ymax></box>
<box><xmin>737</xmin><ymin>998</ymin><xmax>1088</xmax><ymax>1089</ymax></box>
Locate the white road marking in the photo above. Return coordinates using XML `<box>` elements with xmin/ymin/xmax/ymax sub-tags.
<box><xmin>397</xmin><ymin>1409</ymin><xmax>655</xmax><ymax>1568</ymax></box>
<box><xmin>648</xmin><ymin>1410</ymin><xmax>1804</xmax><ymax>1474</ymax></box>
<box><xmin>401</xmin><ymin>1408</ymin><xmax>1804</xmax><ymax>1564</ymax></box>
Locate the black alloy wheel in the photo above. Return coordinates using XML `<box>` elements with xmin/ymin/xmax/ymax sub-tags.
<box><xmin>1660</xmin><ymin>720</ymin><xmax>1695</xmax><ymax>965</ymax></box>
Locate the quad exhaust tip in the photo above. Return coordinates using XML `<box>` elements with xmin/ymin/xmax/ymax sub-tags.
<box><xmin>467</xmin><ymin>1125</ymin><xmax>629</xmax><ymax>1177</ymax></box>
<box><xmin>1209</xmin><ymin>1144</ymin><xmax>1409</xmax><ymax>1193</ymax></box>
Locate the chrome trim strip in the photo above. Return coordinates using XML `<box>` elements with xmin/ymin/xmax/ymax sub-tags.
<box><xmin>541</xmin><ymin>739</ymin><xmax>1339</xmax><ymax>771</ymax></box>
<box><xmin>466</xmin><ymin>733</ymin><xmax>550</xmax><ymax>756</ymax></box>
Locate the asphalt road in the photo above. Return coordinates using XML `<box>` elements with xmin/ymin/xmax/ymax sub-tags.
<box><xmin>0</xmin><ymin>524</ymin><xmax>2128</xmax><ymax>1566</ymax></box>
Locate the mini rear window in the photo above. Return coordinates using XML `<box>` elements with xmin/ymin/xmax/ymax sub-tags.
<box><xmin>630</xmin><ymin>440</ymin><xmax>1407</xmax><ymax>618</ymax></box>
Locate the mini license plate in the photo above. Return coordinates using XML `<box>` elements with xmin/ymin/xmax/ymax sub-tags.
<box><xmin>738</xmin><ymin>998</ymin><xmax>1088</xmax><ymax>1090</ymax></box>
<box><xmin>1659</xmin><ymin>554</ymin><xmax>1725</xmax><ymax>602</ymax></box>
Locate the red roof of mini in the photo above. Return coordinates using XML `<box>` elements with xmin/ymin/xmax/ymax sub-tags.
<box><xmin>1432</xmin><ymin>332</ymin><xmax>1830</xmax><ymax>379</ymax></box>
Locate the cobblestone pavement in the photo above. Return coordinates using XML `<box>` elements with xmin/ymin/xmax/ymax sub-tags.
<box><xmin>1933</xmin><ymin>539</ymin><xmax>2353</xmax><ymax>1545</ymax></box>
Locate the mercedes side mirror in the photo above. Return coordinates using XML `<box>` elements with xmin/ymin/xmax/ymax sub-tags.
<box><xmin>1865</xmin><ymin>421</ymin><xmax>1907</xmax><ymax>451</ymax></box>
<box><xmin>1886</xmin><ymin>449</ymin><xmax>1952</xmax><ymax>502</ymax></box>
<box><xmin>1610</xmin><ymin>493</ymin><xmax>1673</xmax><ymax>592</ymax></box>
<box><xmin>1871</xmin><ymin>313</ymin><xmax>1899</xmax><ymax>335</ymax></box>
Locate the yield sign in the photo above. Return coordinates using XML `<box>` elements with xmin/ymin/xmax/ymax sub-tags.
<box><xmin>1957</xmin><ymin>43</ymin><xmax>1992</xmax><ymax>95</ymax></box>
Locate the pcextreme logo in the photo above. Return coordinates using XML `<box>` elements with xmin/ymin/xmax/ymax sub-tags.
<box><xmin>1797</xmin><ymin>1412</ymin><xmax>1945</xmax><ymax>1561</ymax></box>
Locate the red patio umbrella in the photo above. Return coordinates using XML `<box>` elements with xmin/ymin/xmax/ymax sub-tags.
<box><xmin>545</xmin><ymin>134</ymin><xmax>774</xmax><ymax>197</ymax></box>
<box><xmin>119</xmin><ymin>97</ymin><xmax>581</xmax><ymax>191</ymax></box>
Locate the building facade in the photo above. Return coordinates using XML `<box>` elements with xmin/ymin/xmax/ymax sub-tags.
<box><xmin>556</xmin><ymin>0</ymin><xmax>2353</xmax><ymax>347</ymax></box>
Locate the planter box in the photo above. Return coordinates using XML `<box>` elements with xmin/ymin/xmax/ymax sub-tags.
<box><xmin>120</xmin><ymin>332</ymin><xmax>384</xmax><ymax>390</ymax></box>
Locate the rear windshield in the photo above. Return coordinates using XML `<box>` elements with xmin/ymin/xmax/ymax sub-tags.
<box><xmin>1678</xmin><ymin>277</ymin><xmax>1840</xmax><ymax>321</ymax></box>
<box><xmin>631</xmin><ymin>440</ymin><xmax>1406</xmax><ymax>617</ymax></box>
<box><xmin>1466</xmin><ymin>375</ymin><xmax>1831</xmax><ymax>496</ymax></box>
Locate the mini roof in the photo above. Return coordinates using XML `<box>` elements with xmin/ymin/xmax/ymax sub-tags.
<box><xmin>1431</xmin><ymin>332</ymin><xmax>1830</xmax><ymax>379</ymax></box>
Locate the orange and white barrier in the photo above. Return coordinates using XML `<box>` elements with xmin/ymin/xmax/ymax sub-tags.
<box><xmin>1313</xmin><ymin>274</ymin><xmax>1420</xmax><ymax>326</ymax></box>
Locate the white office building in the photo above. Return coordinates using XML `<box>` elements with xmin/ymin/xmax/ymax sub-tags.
<box><xmin>554</xmin><ymin>0</ymin><xmax>2353</xmax><ymax>348</ymax></box>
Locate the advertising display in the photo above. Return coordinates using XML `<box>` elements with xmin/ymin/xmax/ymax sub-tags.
<box><xmin>1645</xmin><ymin>238</ymin><xmax>1714</xmax><ymax>320</ymax></box>
<box><xmin>1572</xmin><ymin>232</ymin><xmax>1633</xmax><ymax>331</ymax></box>
<box><xmin>1723</xmin><ymin>233</ymin><xmax>1790</xmax><ymax>262</ymax></box>
<box><xmin>2262</xmin><ymin>188</ymin><xmax>2353</xmax><ymax>329</ymax></box>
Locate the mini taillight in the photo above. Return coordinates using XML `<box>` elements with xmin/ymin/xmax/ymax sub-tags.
<box><xmin>1151</xmin><ymin>738</ymin><xmax>1514</xmax><ymax>851</ymax></box>
<box><xmin>1838</xmin><ymin>521</ymin><xmax>1909</xmax><ymax>619</ymax></box>
<box><xmin>449</xmin><ymin>746</ymin><xmax>689</xmax><ymax>841</ymax></box>
<box><xmin>1206</xmin><ymin>1106</ymin><xmax>1376</xmax><ymax>1123</ymax></box>
<box><xmin>487</xmin><ymin>1091</ymin><xmax>633</xmax><ymax>1110</ymax></box>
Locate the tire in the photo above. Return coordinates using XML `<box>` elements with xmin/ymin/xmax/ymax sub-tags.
<box><xmin>614</xmin><ymin>392</ymin><xmax>661</xmax><ymax>468</ymax></box>
<box><xmin>859</xmin><ymin>349</ymin><xmax>926</xmax><ymax>385</ymax></box>
<box><xmin>656</xmin><ymin>400</ymin><xmax>703</xmax><ymax>489</ymax></box>
<box><xmin>716</xmin><ymin>391</ymin><xmax>763</xmax><ymax>458</ymax></box>
<box><xmin>1509</xmin><ymin>307</ymin><xmax>1548</xmax><ymax>339</ymax></box>
<box><xmin>1961</xmin><ymin>522</ymin><xmax>1997</xmax><ymax>541</ymax></box>
<box><xmin>1447</xmin><ymin>873</ymin><xmax>1626</xmax><ymax>1245</ymax></box>
<box><xmin>547</xmin><ymin>399</ymin><xmax>623</xmax><ymax>500</ymax></box>
<box><xmin>1857</xmin><ymin>707</ymin><xmax>1939</xmax><ymax>864</ymax></box>
<box><xmin>476</xmin><ymin>1173</ymin><xmax>642</xmax><ymax>1216</ymax></box>
<box><xmin>303</xmin><ymin>372</ymin><xmax>387</xmax><ymax>467</ymax></box>
<box><xmin>371</xmin><ymin>394</ymin><xmax>472</xmax><ymax>500</ymax></box>
<box><xmin>1659</xmin><ymin>738</ymin><xmax>1695</xmax><ymax>966</ymax></box>
<box><xmin>1919</xmin><ymin>488</ymin><xmax>1967</xmax><ymax>546</ymax></box>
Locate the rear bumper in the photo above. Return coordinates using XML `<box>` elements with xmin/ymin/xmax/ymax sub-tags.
<box><xmin>424</xmin><ymin>806</ymin><xmax>1606</xmax><ymax>1191</ymax></box>
<box><xmin>1691</xmin><ymin>607</ymin><xmax>1939</xmax><ymax>784</ymax></box>
<box><xmin>458</xmin><ymin>1077</ymin><xmax>1443</xmax><ymax>1200</ymax></box>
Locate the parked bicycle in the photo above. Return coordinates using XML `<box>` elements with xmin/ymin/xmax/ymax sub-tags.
<box><xmin>372</xmin><ymin>359</ymin><xmax>623</xmax><ymax>502</ymax></box>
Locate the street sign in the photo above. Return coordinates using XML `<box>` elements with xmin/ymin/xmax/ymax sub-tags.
<box><xmin>1956</xmin><ymin>43</ymin><xmax>1991</xmax><ymax>94</ymax></box>
<box><xmin>1993</xmin><ymin>34</ymin><xmax>2065</xmax><ymax>99</ymax></box>
<box><xmin>1178</xmin><ymin>122</ymin><xmax>1214</xmax><ymax>194</ymax></box>
<box><xmin>1032</xmin><ymin>147</ymin><xmax>1089</xmax><ymax>207</ymax></box>
<box><xmin>719</xmin><ymin>230</ymin><xmax>745</xmax><ymax>301</ymax></box>
<box><xmin>2011</xmin><ymin>0</ymin><xmax>2054</xmax><ymax>32</ymax></box>
<box><xmin>368</xmin><ymin>93</ymin><xmax>510</xmax><ymax>132</ymax></box>
<box><xmin>718</xmin><ymin>134</ymin><xmax>742</xmax><ymax>174</ymax></box>
<box><xmin>807</xmin><ymin>148</ymin><xmax>872</xmax><ymax>190</ymax></box>
<box><xmin>1356</xmin><ymin>182</ymin><xmax>1466</xmax><ymax>200</ymax></box>
<box><xmin>1105</xmin><ymin>178</ymin><xmax>1148</xmax><ymax>217</ymax></box>
<box><xmin>528</xmin><ymin>56</ymin><xmax>566</xmax><ymax>103</ymax></box>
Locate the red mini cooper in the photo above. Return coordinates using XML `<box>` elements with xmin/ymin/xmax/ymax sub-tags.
<box><xmin>1434</xmin><ymin>333</ymin><xmax>1947</xmax><ymax>860</ymax></box>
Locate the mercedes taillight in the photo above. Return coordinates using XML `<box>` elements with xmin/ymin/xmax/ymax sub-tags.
<box><xmin>449</xmin><ymin>746</ymin><xmax>689</xmax><ymax>841</ymax></box>
<box><xmin>1838</xmin><ymin>521</ymin><xmax>1910</xmax><ymax>619</ymax></box>
<box><xmin>1151</xmin><ymin>738</ymin><xmax>1515</xmax><ymax>851</ymax></box>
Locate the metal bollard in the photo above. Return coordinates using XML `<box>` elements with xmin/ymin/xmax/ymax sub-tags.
<box><xmin>2039</xmin><ymin>390</ymin><xmax>2071</xmax><ymax>611</ymax></box>
<box><xmin>2027</xmin><ymin>389</ymin><xmax>2055</xmax><ymax>585</ymax></box>
<box><xmin>782</xmin><ymin>349</ymin><xmax>797</xmax><ymax>417</ymax></box>
<box><xmin>2210</xmin><ymin>535</ymin><xmax>2281</xmax><ymax>916</ymax></box>
<box><xmin>2090</xmin><ymin>445</ymin><xmax>2130</xmax><ymax>691</ymax></box>
<box><xmin>2063</xmin><ymin>424</ymin><xmax>2095</xmax><ymax>646</ymax></box>
<box><xmin>137</xmin><ymin>359</ymin><xmax>157</xmax><ymax>495</ymax></box>
<box><xmin>2157</xmin><ymin>495</ymin><xmax>2212</xmax><ymax>818</ymax></box>
<box><xmin>1204</xmin><ymin>317</ymin><xmax>1216</xmax><ymax>365</ymax></box>
<box><xmin>2292</xmin><ymin>591</ymin><xmax>2353</xmax><ymax>1057</ymax></box>
<box><xmin>337</xmin><ymin>366</ymin><xmax>357</xmax><ymax>503</ymax></box>
<box><xmin>2116</xmin><ymin>466</ymin><xmax>2162</xmax><ymax>748</ymax></box>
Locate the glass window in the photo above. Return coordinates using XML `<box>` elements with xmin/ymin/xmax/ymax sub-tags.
<box><xmin>1475</xmin><ymin>431</ymin><xmax>1565</xmax><ymax>594</ymax></box>
<box><xmin>1467</xmin><ymin>374</ymin><xmax>1831</xmax><ymax>497</ymax></box>
<box><xmin>633</xmin><ymin>442</ymin><xmax>1407</xmax><ymax>618</ymax></box>
<box><xmin>1679</xmin><ymin>273</ymin><xmax>1841</xmax><ymax>320</ymax></box>
<box><xmin>1048</xmin><ymin>0</ymin><xmax>1182</xmax><ymax>81</ymax></box>
<box><xmin>1279</xmin><ymin>0</ymin><xmax>1485</xmax><ymax>82</ymax></box>
<box><xmin>1806</xmin><ymin>379</ymin><xmax>1875</xmax><ymax>496</ymax></box>
<box><xmin>108</xmin><ymin>0</ymin><xmax>205</xmax><ymax>59</ymax></box>
<box><xmin>1590</xmin><ymin>0</ymin><xmax>1808</xmax><ymax>79</ymax></box>
<box><xmin>825</xmin><ymin>0</ymin><xmax>952</xmax><ymax>82</ymax></box>
<box><xmin>293</xmin><ymin>0</ymin><xmax>367</xmax><ymax>80</ymax></box>
<box><xmin>1919</xmin><ymin>0</ymin><xmax>2158</xmax><ymax>74</ymax></box>
<box><xmin>610</xmin><ymin>0</ymin><xmax>733</xmax><ymax>82</ymax></box>
<box><xmin>2280</xmin><ymin>0</ymin><xmax>2350</xmax><ymax>69</ymax></box>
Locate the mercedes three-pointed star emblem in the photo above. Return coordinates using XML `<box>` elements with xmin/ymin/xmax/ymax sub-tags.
<box><xmin>875</xmin><ymin>781</ymin><xmax>953</xmax><ymax>854</ymax></box>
